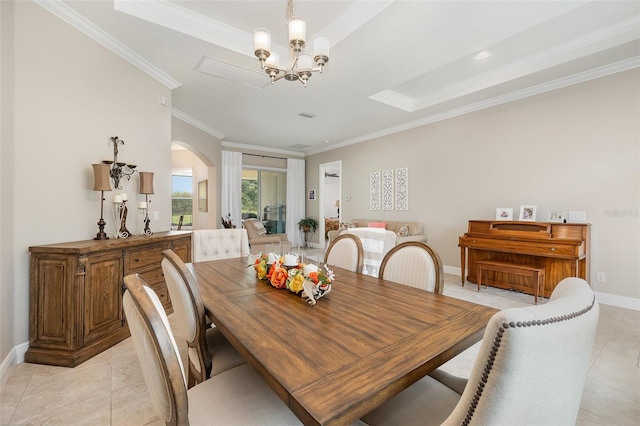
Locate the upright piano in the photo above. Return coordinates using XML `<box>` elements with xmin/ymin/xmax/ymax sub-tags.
<box><xmin>459</xmin><ymin>220</ymin><xmax>590</xmax><ymax>298</ymax></box>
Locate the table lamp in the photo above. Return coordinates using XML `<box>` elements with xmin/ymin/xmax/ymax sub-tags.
<box><xmin>139</xmin><ymin>171</ymin><xmax>154</xmax><ymax>235</ymax></box>
<box><xmin>92</xmin><ymin>163</ymin><xmax>112</xmax><ymax>240</ymax></box>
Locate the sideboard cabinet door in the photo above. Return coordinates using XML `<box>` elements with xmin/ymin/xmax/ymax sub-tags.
<box><xmin>83</xmin><ymin>252</ymin><xmax>124</xmax><ymax>345</ymax></box>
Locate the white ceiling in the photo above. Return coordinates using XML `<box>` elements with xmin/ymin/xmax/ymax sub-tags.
<box><xmin>41</xmin><ymin>1</ymin><xmax>639</xmax><ymax>155</ymax></box>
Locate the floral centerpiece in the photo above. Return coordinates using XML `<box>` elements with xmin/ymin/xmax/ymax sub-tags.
<box><xmin>251</xmin><ymin>254</ymin><xmax>334</xmax><ymax>305</ymax></box>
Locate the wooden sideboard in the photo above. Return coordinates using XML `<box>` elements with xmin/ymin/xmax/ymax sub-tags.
<box><xmin>27</xmin><ymin>231</ymin><xmax>191</xmax><ymax>367</ymax></box>
<box><xmin>459</xmin><ymin>220</ymin><xmax>590</xmax><ymax>298</ymax></box>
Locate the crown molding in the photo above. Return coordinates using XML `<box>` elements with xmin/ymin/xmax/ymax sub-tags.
<box><xmin>308</xmin><ymin>57</ymin><xmax>639</xmax><ymax>156</ymax></box>
<box><xmin>34</xmin><ymin>0</ymin><xmax>180</xmax><ymax>89</ymax></box>
<box><xmin>171</xmin><ymin>108</ymin><xmax>225</xmax><ymax>140</ymax></box>
<box><xmin>222</xmin><ymin>141</ymin><xmax>305</xmax><ymax>159</ymax></box>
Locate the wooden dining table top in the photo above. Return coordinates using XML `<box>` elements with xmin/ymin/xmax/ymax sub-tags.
<box><xmin>188</xmin><ymin>257</ymin><xmax>497</xmax><ymax>426</ymax></box>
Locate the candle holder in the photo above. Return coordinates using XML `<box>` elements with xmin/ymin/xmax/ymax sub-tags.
<box><xmin>111</xmin><ymin>198</ymin><xmax>130</xmax><ymax>239</ymax></box>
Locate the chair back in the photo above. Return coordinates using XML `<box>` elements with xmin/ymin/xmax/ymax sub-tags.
<box><xmin>122</xmin><ymin>273</ymin><xmax>189</xmax><ymax>425</ymax></box>
<box><xmin>162</xmin><ymin>249</ymin><xmax>211</xmax><ymax>386</ymax></box>
<box><xmin>243</xmin><ymin>218</ymin><xmax>267</xmax><ymax>240</ymax></box>
<box><xmin>443</xmin><ymin>277</ymin><xmax>599</xmax><ymax>425</ymax></box>
<box><xmin>192</xmin><ymin>228</ymin><xmax>250</xmax><ymax>262</ymax></box>
<box><xmin>379</xmin><ymin>242</ymin><xmax>444</xmax><ymax>294</ymax></box>
<box><xmin>323</xmin><ymin>234</ymin><xmax>364</xmax><ymax>273</ymax></box>
<box><xmin>341</xmin><ymin>228</ymin><xmax>396</xmax><ymax>275</ymax></box>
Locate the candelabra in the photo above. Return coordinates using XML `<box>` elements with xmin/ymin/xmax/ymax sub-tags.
<box><xmin>92</xmin><ymin>164</ymin><xmax>112</xmax><ymax>240</ymax></box>
<box><xmin>139</xmin><ymin>172</ymin><xmax>154</xmax><ymax>236</ymax></box>
<box><xmin>102</xmin><ymin>136</ymin><xmax>136</xmax><ymax>190</ymax></box>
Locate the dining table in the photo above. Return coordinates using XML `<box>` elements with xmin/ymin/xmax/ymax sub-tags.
<box><xmin>188</xmin><ymin>257</ymin><xmax>498</xmax><ymax>426</ymax></box>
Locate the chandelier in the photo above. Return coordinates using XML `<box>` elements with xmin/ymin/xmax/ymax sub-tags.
<box><xmin>254</xmin><ymin>0</ymin><xmax>330</xmax><ymax>87</ymax></box>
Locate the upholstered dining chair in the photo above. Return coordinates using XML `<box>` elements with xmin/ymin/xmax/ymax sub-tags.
<box><xmin>378</xmin><ymin>241</ymin><xmax>444</xmax><ymax>294</ymax></box>
<box><xmin>323</xmin><ymin>233</ymin><xmax>364</xmax><ymax>274</ymax></box>
<box><xmin>192</xmin><ymin>228</ymin><xmax>250</xmax><ymax>262</ymax></box>
<box><xmin>122</xmin><ymin>273</ymin><xmax>302</xmax><ymax>425</ymax></box>
<box><xmin>361</xmin><ymin>277</ymin><xmax>599</xmax><ymax>426</ymax></box>
<box><xmin>161</xmin><ymin>249</ymin><xmax>246</xmax><ymax>387</ymax></box>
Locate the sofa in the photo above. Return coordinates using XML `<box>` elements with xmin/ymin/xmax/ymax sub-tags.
<box><xmin>327</xmin><ymin>219</ymin><xmax>426</xmax><ymax>245</ymax></box>
<box><xmin>243</xmin><ymin>218</ymin><xmax>290</xmax><ymax>254</ymax></box>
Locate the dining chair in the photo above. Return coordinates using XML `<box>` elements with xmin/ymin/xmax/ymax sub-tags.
<box><xmin>323</xmin><ymin>233</ymin><xmax>364</xmax><ymax>274</ymax></box>
<box><xmin>341</xmin><ymin>228</ymin><xmax>396</xmax><ymax>276</ymax></box>
<box><xmin>361</xmin><ymin>277</ymin><xmax>599</xmax><ymax>426</ymax></box>
<box><xmin>378</xmin><ymin>241</ymin><xmax>444</xmax><ymax>294</ymax></box>
<box><xmin>161</xmin><ymin>249</ymin><xmax>246</xmax><ymax>387</ymax></box>
<box><xmin>122</xmin><ymin>273</ymin><xmax>302</xmax><ymax>425</ymax></box>
<box><xmin>192</xmin><ymin>228</ymin><xmax>250</xmax><ymax>262</ymax></box>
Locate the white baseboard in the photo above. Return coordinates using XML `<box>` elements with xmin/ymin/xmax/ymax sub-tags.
<box><xmin>0</xmin><ymin>341</ymin><xmax>28</xmax><ymax>390</ymax></box>
<box><xmin>442</xmin><ymin>265</ymin><xmax>639</xmax><ymax>311</ymax></box>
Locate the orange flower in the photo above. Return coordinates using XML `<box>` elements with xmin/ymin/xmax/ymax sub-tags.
<box><xmin>270</xmin><ymin>267</ymin><xmax>288</xmax><ymax>289</ymax></box>
<box><xmin>307</xmin><ymin>271</ymin><xmax>319</xmax><ymax>284</ymax></box>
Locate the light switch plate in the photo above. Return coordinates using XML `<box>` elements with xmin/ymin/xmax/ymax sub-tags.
<box><xmin>568</xmin><ymin>211</ymin><xmax>587</xmax><ymax>222</ymax></box>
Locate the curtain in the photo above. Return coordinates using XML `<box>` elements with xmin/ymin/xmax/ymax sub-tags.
<box><xmin>286</xmin><ymin>158</ymin><xmax>306</xmax><ymax>247</ymax></box>
<box><xmin>221</xmin><ymin>150</ymin><xmax>242</xmax><ymax>229</ymax></box>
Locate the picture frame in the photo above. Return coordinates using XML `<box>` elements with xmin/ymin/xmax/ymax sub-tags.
<box><xmin>198</xmin><ymin>180</ymin><xmax>208</xmax><ymax>212</ymax></box>
<box><xmin>519</xmin><ymin>205</ymin><xmax>537</xmax><ymax>221</ymax></box>
<box><xmin>308</xmin><ymin>189</ymin><xmax>316</xmax><ymax>200</ymax></box>
<box><xmin>496</xmin><ymin>208</ymin><xmax>513</xmax><ymax>220</ymax></box>
<box><xmin>548</xmin><ymin>210</ymin><xmax>565</xmax><ymax>223</ymax></box>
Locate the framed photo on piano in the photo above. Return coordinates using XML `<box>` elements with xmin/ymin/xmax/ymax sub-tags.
<box><xmin>496</xmin><ymin>208</ymin><xmax>513</xmax><ymax>220</ymax></box>
<box><xmin>519</xmin><ymin>205</ymin><xmax>537</xmax><ymax>221</ymax></box>
<box><xmin>548</xmin><ymin>210</ymin><xmax>565</xmax><ymax>223</ymax></box>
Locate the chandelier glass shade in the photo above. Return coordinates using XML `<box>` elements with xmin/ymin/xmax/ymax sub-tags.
<box><xmin>254</xmin><ymin>0</ymin><xmax>329</xmax><ymax>86</ymax></box>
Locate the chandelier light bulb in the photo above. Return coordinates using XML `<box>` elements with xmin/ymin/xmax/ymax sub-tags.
<box><xmin>288</xmin><ymin>17</ymin><xmax>306</xmax><ymax>49</ymax></box>
<box><xmin>265</xmin><ymin>51</ymin><xmax>280</xmax><ymax>68</ymax></box>
<box><xmin>298</xmin><ymin>54</ymin><xmax>312</xmax><ymax>70</ymax></box>
<box><xmin>254</xmin><ymin>28</ymin><xmax>271</xmax><ymax>51</ymax></box>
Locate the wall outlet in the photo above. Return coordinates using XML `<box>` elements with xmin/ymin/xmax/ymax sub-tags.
<box><xmin>154</xmin><ymin>211</ymin><xmax>160</xmax><ymax>221</ymax></box>
<box><xmin>596</xmin><ymin>272</ymin><xmax>606</xmax><ymax>282</ymax></box>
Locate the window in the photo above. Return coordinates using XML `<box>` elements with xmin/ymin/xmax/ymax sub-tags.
<box><xmin>242</xmin><ymin>168</ymin><xmax>286</xmax><ymax>233</ymax></box>
<box><xmin>171</xmin><ymin>169</ymin><xmax>193</xmax><ymax>227</ymax></box>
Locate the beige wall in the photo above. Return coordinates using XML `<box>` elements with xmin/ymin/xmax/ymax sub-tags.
<box><xmin>1</xmin><ymin>2</ymin><xmax>173</xmax><ymax>364</ymax></box>
<box><xmin>171</xmin><ymin>116</ymin><xmax>222</xmax><ymax>229</ymax></box>
<box><xmin>307</xmin><ymin>69</ymin><xmax>640</xmax><ymax>302</ymax></box>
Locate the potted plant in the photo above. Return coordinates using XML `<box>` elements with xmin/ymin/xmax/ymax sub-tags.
<box><xmin>297</xmin><ymin>217</ymin><xmax>318</xmax><ymax>233</ymax></box>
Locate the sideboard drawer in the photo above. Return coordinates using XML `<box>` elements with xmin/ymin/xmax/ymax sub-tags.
<box><xmin>127</xmin><ymin>245</ymin><xmax>166</xmax><ymax>271</ymax></box>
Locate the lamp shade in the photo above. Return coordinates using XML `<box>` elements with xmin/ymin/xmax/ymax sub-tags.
<box><xmin>139</xmin><ymin>172</ymin><xmax>154</xmax><ymax>194</ymax></box>
<box><xmin>92</xmin><ymin>164</ymin><xmax>112</xmax><ymax>191</ymax></box>
<box><xmin>254</xmin><ymin>28</ymin><xmax>271</xmax><ymax>52</ymax></box>
<box><xmin>288</xmin><ymin>17</ymin><xmax>306</xmax><ymax>43</ymax></box>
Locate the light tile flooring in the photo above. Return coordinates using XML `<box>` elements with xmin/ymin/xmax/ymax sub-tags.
<box><xmin>2</xmin><ymin>253</ymin><xmax>639</xmax><ymax>425</ymax></box>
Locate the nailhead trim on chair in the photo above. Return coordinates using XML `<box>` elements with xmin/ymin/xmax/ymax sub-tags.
<box><xmin>461</xmin><ymin>295</ymin><xmax>597</xmax><ymax>426</ymax></box>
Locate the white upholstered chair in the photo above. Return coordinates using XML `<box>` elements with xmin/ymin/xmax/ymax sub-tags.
<box><xmin>161</xmin><ymin>249</ymin><xmax>246</xmax><ymax>387</ymax></box>
<box><xmin>341</xmin><ymin>228</ymin><xmax>396</xmax><ymax>276</ymax></box>
<box><xmin>192</xmin><ymin>228</ymin><xmax>250</xmax><ymax>262</ymax></box>
<box><xmin>379</xmin><ymin>241</ymin><xmax>444</xmax><ymax>294</ymax></box>
<box><xmin>323</xmin><ymin>233</ymin><xmax>364</xmax><ymax>274</ymax></box>
<box><xmin>122</xmin><ymin>273</ymin><xmax>302</xmax><ymax>425</ymax></box>
<box><xmin>361</xmin><ymin>277</ymin><xmax>599</xmax><ymax>426</ymax></box>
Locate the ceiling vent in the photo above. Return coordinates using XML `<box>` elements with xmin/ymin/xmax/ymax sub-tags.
<box><xmin>298</xmin><ymin>112</ymin><xmax>316</xmax><ymax>119</ymax></box>
<box><xmin>195</xmin><ymin>56</ymin><xmax>270</xmax><ymax>89</ymax></box>
<box><xmin>288</xmin><ymin>144</ymin><xmax>312</xmax><ymax>150</ymax></box>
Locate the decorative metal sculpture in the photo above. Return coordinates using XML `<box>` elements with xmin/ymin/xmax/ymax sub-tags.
<box><xmin>103</xmin><ymin>136</ymin><xmax>136</xmax><ymax>190</ymax></box>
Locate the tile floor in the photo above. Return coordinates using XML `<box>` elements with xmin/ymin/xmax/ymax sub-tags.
<box><xmin>1</xmin><ymin>257</ymin><xmax>639</xmax><ymax>425</ymax></box>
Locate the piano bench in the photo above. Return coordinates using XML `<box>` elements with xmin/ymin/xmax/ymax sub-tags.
<box><xmin>475</xmin><ymin>260</ymin><xmax>545</xmax><ymax>304</ymax></box>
